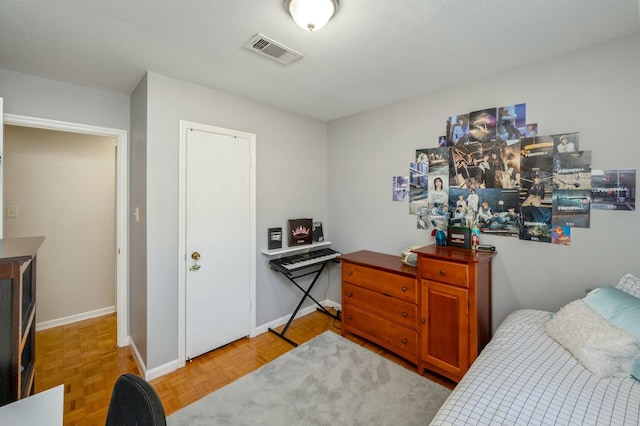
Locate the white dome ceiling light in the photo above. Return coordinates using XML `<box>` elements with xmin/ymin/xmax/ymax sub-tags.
<box><xmin>284</xmin><ymin>0</ymin><xmax>339</xmax><ymax>32</ymax></box>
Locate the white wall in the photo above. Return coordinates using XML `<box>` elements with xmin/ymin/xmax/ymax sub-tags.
<box><xmin>327</xmin><ymin>32</ymin><xmax>640</xmax><ymax>329</ymax></box>
<box><xmin>3</xmin><ymin>125</ymin><xmax>116</xmax><ymax>323</ymax></box>
<box><xmin>130</xmin><ymin>75</ymin><xmax>149</xmax><ymax>363</ymax></box>
<box><xmin>139</xmin><ymin>72</ymin><xmax>328</xmax><ymax>369</ymax></box>
<box><xmin>0</xmin><ymin>69</ymin><xmax>130</xmax><ymax>131</ymax></box>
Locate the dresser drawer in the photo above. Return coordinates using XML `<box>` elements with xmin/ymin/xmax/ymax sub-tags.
<box><xmin>420</xmin><ymin>258</ymin><xmax>469</xmax><ymax>287</ymax></box>
<box><xmin>343</xmin><ymin>305</ymin><xmax>418</xmax><ymax>358</ymax></box>
<box><xmin>342</xmin><ymin>263</ymin><xmax>416</xmax><ymax>303</ymax></box>
<box><xmin>343</xmin><ymin>282</ymin><xmax>417</xmax><ymax>329</ymax></box>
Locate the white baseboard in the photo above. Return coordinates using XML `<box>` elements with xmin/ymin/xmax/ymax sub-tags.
<box><xmin>35</xmin><ymin>306</ymin><xmax>116</xmax><ymax>331</ymax></box>
<box><xmin>323</xmin><ymin>299</ymin><xmax>342</xmax><ymax>312</ymax></box>
<box><xmin>255</xmin><ymin>299</ymin><xmax>341</xmax><ymax>335</ymax></box>
<box><xmin>128</xmin><ymin>337</ymin><xmax>145</xmax><ymax>375</ymax></box>
<box><xmin>145</xmin><ymin>359</ymin><xmax>181</xmax><ymax>381</ymax></box>
<box><xmin>130</xmin><ymin>338</ymin><xmax>179</xmax><ymax>381</ymax></box>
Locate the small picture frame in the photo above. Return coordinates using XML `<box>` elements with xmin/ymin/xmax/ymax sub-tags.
<box><xmin>312</xmin><ymin>222</ymin><xmax>324</xmax><ymax>243</ymax></box>
<box><xmin>268</xmin><ymin>227</ymin><xmax>283</xmax><ymax>250</ymax></box>
<box><xmin>288</xmin><ymin>218</ymin><xmax>313</xmax><ymax>246</ymax></box>
<box><xmin>447</xmin><ymin>226</ymin><xmax>471</xmax><ymax>249</ymax></box>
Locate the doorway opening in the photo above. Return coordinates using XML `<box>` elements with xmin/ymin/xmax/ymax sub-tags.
<box><xmin>2</xmin><ymin>114</ymin><xmax>129</xmax><ymax>346</ymax></box>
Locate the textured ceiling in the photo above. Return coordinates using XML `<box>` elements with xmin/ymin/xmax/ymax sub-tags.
<box><xmin>0</xmin><ymin>0</ymin><xmax>638</xmax><ymax>121</ymax></box>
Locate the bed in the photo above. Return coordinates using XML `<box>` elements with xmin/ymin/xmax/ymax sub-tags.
<box><xmin>430</xmin><ymin>274</ymin><xmax>640</xmax><ymax>426</ymax></box>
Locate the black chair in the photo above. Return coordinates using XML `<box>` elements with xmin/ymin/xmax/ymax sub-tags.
<box><xmin>105</xmin><ymin>373</ymin><xmax>166</xmax><ymax>426</ymax></box>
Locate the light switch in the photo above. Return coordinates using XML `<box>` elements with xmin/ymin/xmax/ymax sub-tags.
<box><xmin>6</xmin><ymin>205</ymin><xmax>18</xmax><ymax>218</ymax></box>
<box><xmin>134</xmin><ymin>207</ymin><xmax>140</xmax><ymax>222</ymax></box>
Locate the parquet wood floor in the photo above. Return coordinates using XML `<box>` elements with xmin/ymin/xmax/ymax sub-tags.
<box><xmin>35</xmin><ymin>308</ymin><xmax>454</xmax><ymax>425</ymax></box>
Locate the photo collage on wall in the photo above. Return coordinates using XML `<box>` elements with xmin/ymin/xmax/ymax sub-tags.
<box><xmin>399</xmin><ymin>102</ymin><xmax>636</xmax><ymax>247</ymax></box>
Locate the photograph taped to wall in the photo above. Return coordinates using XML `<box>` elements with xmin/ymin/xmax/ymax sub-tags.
<box><xmin>392</xmin><ymin>175</ymin><xmax>409</xmax><ymax>202</ymax></box>
<box><xmin>525</xmin><ymin>123</ymin><xmax>538</xmax><ymax>138</ymax></box>
<box><xmin>503</xmin><ymin>140</ymin><xmax>521</xmax><ymax>189</ymax></box>
<box><xmin>521</xmin><ymin>138</ymin><xmax>554</xmax><ymax>172</ymax></box>
<box><xmin>426</xmin><ymin>174</ymin><xmax>450</xmax><ymax>232</ymax></box>
<box><xmin>447</xmin><ymin>187</ymin><xmax>481</xmax><ymax>229</ymax></box>
<box><xmin>552</xmin><ymin>132</ymin><xmax>579</xmax><ymax>154</ymax></box>
<box><xmin>469</xmin><ymin>108</ymin><xmax>497</xmax><ymax>143</ymax></box>
<box><xmin>520</xmin><ymin>206</ymin><xmax>552</xmax><ymax>243</ymax></box>
<box><xmin>476</xmin><ymin>189</ymin><xmax>520</xmax><ymax>237</ymax></box>
<box><xmin>449</xmin><ymin>192</ymin><xmax>470</xmax><ymax>228</ymax></box>
<box><xmin>417</xmin><ymin>205</ymin><xmax>429</xmax><ymax>230</ymax></box>
<box><xmin>520</xmin><ymin>171</ymin><xmax>553</xmax><ymax>207</ymax></box>
<box><xmin>477</xmin><ymin>140</ymin><xmax>522</xmax><ymax>189</ymax></box>
<box><xmin>551</xmin><ymin>225</ymin><xmax>571</xmax><ymax>246</ymax></box>
<box><xmin>553</xmin><ymin>150</ymin><xmax>591</xmax><ymax>190</ymax></box>
<box><xmin>449</xmin><ymin>144</ymin><xmax>481</xmax><ymax>189</ymax></box>
<box><xmin>425</xmin><ymin>147</ymin><xmax>449</xmax><ymax>175</ymax></box>
<box><xmin>552</xmin><ymin>189</ymin><xmax>591</xmax><ymax>228</ymax></box>
<box><xmin>591</xmin><ymin>169</ymin><xmax>636</xmax><ymax>211</ymax></box>
<box><xmin>427</xmin><ymin>175</ymin><xmax>449</xmax><ymax>206</ymax></box>
<box><xmin>497</xmin><ymin>103</ymin><xmax>526</xmax><ymax>141</ymax></box>
<box><xmin>409</xmin><ymin>162</ymin><xmax>428</xmax><ymax>214</ymax></box>
<box><xmin>447</xmin><ymin>113</ymin><xmax>470</xmax><ymax>146</ymax></box>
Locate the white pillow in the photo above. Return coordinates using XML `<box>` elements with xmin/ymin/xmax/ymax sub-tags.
<box><xmin>545</xmin><ymin>298</ymin><xmax>640</xmax><ymax>378</ymax></box>
<box><xmin>615</xmin><ymin>273</ymin><xmax>640</xmax><ymax>299</ymax></box>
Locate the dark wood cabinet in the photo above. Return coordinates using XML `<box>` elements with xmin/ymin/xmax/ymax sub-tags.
<box><xmin>414</xmin><ymin>244</ymin><xmax>495</xmax><ymax>383</ymax></box>
<box><xmin>340</xmin><ymin>246</ymin><xmax>495</xmax><ymax>382</ymax></box>
<box><xmin>0</xmin><ymin>236</ymin><xmax>44</xmax><ymax>406</ymax></box>
<box><xmin>340</xmin><ymin>250</ymin><xmax>419</xmax><ymax>365</ymax></box>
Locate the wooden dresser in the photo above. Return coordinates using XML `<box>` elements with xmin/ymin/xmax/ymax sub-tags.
<box><xmin>340</xmin><ymin>250</ymin><xmax>419</xmax><ymax>365</ymax></box>
<box><xmin>414</xmin><ymin>245</ymin><xmax>495</xmax><ymax>382</ymax></box>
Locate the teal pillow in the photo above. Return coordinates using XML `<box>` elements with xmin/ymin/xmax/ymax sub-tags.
<box><xmin>584</xmin><ymin>286</ymin><xmax>640</xmax><ymax>381</ymax></box>
<box><xmin>584</xmin><ymin>286</ymin><xmax>640</xmax><ymax>339</ymax></box>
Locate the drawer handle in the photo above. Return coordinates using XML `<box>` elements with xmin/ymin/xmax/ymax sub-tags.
<box><xmin>347</xmin><ymin>292</ymin><xmax>353</xmax><ymax>297</ymax></box>
<box><xmin>439</xmin><ymin>269</ymin><xmax>446</xmax><ymax>276</ymax></box>
<box><xmin>347</xmin><ymin>271</ymin><xmax>353</xmax><ymax>276</ymax></box>
<box><xmin>401</xmin><ymin>286</ymin><xmax>407</xmax><ymax>292</ymax></box>
<box><xmin>347</xmin><ymin>315</ymin><xmax>352</xmax><ymax>320</ymax></box>
<box><xmin>402</xmin><ymin>338</ymin><xmax>407</xmax><ymax>344</ymax></box>
<box><xmin>402</xmin><ymin>312</ymin><xmax>408</xmax><ymax>317</ymax></box>
<box><xmin>421</xmin><ymin>318</ymin><xmax>426</xmax><ymax>324</ymax></box>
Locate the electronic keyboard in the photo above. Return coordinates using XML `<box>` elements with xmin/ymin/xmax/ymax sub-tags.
<box><xmin>269</xmin><ymin>248</ymin><xmax>341</xmax><ymax>273</ymax></box>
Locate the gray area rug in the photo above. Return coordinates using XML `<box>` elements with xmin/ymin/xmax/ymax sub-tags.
<box><xmin>168</xmin><ymin>331</ymin><xmax>450</xmax><ymax>425</ymax></box>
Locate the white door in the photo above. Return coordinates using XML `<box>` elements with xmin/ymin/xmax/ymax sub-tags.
<box><xmin>185</xmin><ymin>128</ymin><xmax>251</xmax><ymax>359</ymax></box>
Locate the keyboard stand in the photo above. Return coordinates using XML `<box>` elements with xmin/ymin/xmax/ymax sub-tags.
<box><xmin>268</xmin><ymin>261</ymin><xmax>341</xmax><ymax>347</ymax></box>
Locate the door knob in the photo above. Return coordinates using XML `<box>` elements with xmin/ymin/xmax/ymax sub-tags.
<box><xmin>190</xmin><ymin>251</ymin><xmax>201</xmax><ymax>271</ymax></box>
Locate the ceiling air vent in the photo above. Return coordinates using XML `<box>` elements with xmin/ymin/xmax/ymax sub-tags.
<box><xmin>243</xmin><ymin>33</ymin><xmax>303</xmax><ymax>65</ymax></box>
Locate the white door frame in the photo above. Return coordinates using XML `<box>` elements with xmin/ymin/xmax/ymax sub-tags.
<box><xmin>178</xmin><ymin>120</ymin><xmax>256</xmax><ymax>368</ymax></box>
<box><xmin>2</xmin><ymin>113</ymin><xmax>129</xmax><ymax>347</ymax></box>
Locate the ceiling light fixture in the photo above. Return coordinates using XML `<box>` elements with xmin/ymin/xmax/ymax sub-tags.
<box><xmin>284</xmin><ymin>0</ymin><xmax>339</xmax><ymax>32</ymax></box>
